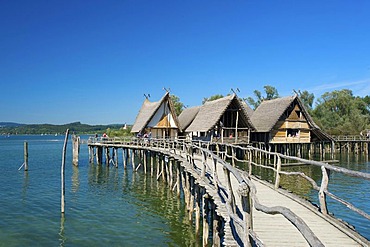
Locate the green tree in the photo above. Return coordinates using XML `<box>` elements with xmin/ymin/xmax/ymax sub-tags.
<box><xmin>170</xmin><ymin>94</ymin><xmax>184</xmax><ymax>116</ymax></box>
<box><xmin>246</xmin><ymin>85</ymin><xmax>279</xmax><ymax>109</ymax></box>
<box><xmin>202</xmin><ymin>94</ymin><xmax>224</xmax><ymax>104</ymax></box>
<box><xmin>313</xmin><ymin>89</ymin><xmax>370</xmax><ymax>135</ymax></box>
<box><xmin>297</xmin><ymin>90</ymin><xmax>315</xmax><ymax>111</ymax></box>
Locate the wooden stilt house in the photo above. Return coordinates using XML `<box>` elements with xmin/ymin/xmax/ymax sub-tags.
<box><xmin>250</xmin><ymin>95</ymin><xmax>333</xmax><ymax>144</ymax></box>
<box><xmin>131</xmin><ymin>92</ymin><xmax>181</xmax><ymax>139</ymax></box>
<box><xmin>179</xmin><ymin>94</ymin><xmax>255</xmax><ymax>143</ymax></box>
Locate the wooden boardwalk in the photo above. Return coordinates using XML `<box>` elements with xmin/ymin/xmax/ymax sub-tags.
<box><xmin>87</xmin><ymin>138</ymin><xmax>370</xmax><ymax>246</ymax></box>
<box><xmin>251</xmin><ymin>180</ymin><xmax>361</xmax><ymax>246</ymax></box>
<box><xmin>194</xmin><ymin>151</ymin><xmax>365</xmax><ymax>247</ymax></box>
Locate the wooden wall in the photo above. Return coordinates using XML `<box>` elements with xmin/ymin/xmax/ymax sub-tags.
<box><xmin>270</xmin><ymin>105</ymin><xmax>311</xmax><ymax>143</ymax></box>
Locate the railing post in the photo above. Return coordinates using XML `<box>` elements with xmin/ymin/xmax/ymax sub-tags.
<box><xmin>231</xmin><ymin>146</ymin><xmax>236</xmax><ymax>167</ymax></box>
<box><xmin>248</xmin><ymin>150</ymin><xmax>252</xmax><ymax>177</ymax></box>
<box><xmin>224</xmin><ymin>168</ymin><xmax>236</xmax><ymax>213</ymax></box>
<box><xmin>213</xmin><ymin>157</ymin><xmax>219</xmax><ymax>189</ymax></box>
<box><xmin>201</xmin><ymin>150</ymin><xmax>207</xmax><ymax>177</ymax></box>
<box><xmin>319</xmin><ymin>166</ymin><xmax>329</xmax><ymax>215</ymax></box>
<box><xmin>239</xmin><ymin>184</ymin><xmax>252</xmax><ymax>247</ymax></box>
<box><xmin>274</xmin><ymin>155</ymin><xmax>281</xmax><ymax>189</ymax></box>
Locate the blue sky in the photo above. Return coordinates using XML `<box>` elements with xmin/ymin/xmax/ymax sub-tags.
<box><xmin>1</xmin><ymin>0</ymin><xmax>370</xmax><ymax>125</ymax></box>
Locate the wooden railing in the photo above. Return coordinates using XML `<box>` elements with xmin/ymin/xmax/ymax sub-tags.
<box><xmin>332</xmin><ymin>135</ymin><xmax>370</xmax><ymax>141</ymax></box>
<box><xmin>88</xmin><ymin>137</ymin><xmax>347</xmax><ymax>246</ymax></box>
<box><xmin>87</xmin><ymin>137</ymin><xmax>370</xmax><ymax>245</ymax></box>
<box><xmin>212</xmin><ymin>142</ymin><xmax>370</xmax><ymax>222</ymax></box>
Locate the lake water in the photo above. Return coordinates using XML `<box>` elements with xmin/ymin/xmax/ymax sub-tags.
<box><xmin>0</xmin><ymin>135</ymin><xmax>200</xmax><ymax>247</ymax></box>
<box><xmin>1</xmin><ymin>135</ymin><xmax>369</xmax><ymax>246</ymax></box>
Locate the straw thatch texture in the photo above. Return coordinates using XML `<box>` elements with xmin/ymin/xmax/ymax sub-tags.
<box><xmin>251</xmin><ymin>95</ymin><xmax>333</xmax><ymax>141</ymax></box>
<box><xmin>131</xmin><ymin>92</ymin><xmax>181</xmax><ymax>133</ymax></box>
<box><xmin>178</xmin><ymin>106</ymin><xmax>201</xmax><ymax>130</ymax></box>
<box><xmin>186</xmin><ymin>94</ymin><xmax>255</xmax><ymax>132</ymax></box>
<box><xmin>251</xmin><ymin>96</ymin><xmax>296</xmax><ymax>132</ymax></box>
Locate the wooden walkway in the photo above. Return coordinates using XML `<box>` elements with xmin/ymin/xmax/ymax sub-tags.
<box><xmin>193</xmin><ymin>151</ymin><xmax>364</xmax><ymax>246</ymax></box>
<box><xmin>87</xmin><ymin>138</ymin><xmax>370</xmax><ymax>246</ymax></box>
<box><xmin>251</xmin><ymin>180</ymin><xmax>361</xmax><ymax>246</ymax></box>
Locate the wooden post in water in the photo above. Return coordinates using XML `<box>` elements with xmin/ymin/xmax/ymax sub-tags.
<box><xmin>24</xmin><ymin>141</ymin><xmax>28</xmax><ymax>171</ymax></box>
<box><xmin>176</xmin><ymin>161</ymin><xmax>181</xmax><ymax>197</ymax></box>
<box><xmin>123</xmin><ymin>148</ymin><xmax>127</xmax><ymax>168</ymax></box>
<box><xmin>105</xmin><ymin>147</ymin><xmax>110</xmax><ymax>166</ymax></box>
<box><xmin>72</xmin><ymin>135</ymin><xmax>80</xmax><ymax>166</ymax></box>
<box><xmin>195</xmin><ymin>184</ymin><xmax>201</xmax><ymax>234</ymax></box>
<box><xmin>202</xmin><ymin>193</ymin><xmax>210</xmax><ymax>246</ymax></box>
<box><xmin>61</xmin><ymin>129</ymin><xmax>69</xmax><ymax>215</ymax></box>
<box><xmin>150</xmin><ymin>152</ymin><xmax>154</xmax><ymax>176</ymax></box>
<box><xmin>188</xmin><ymin>176</ymin><xmax>194</xmax><ymax>221</ymax></box>
<box><xmin>143</xmin><ymin>150</ymin><xmax>147</xmax><ymax>174</ymax></box>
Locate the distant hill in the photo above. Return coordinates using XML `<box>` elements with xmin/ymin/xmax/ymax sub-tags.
<box><xmin>0</xmin><ymin>121</ymin><xmax>125</xmax><ymax>135</ymax></box>
<box><xmin>0</xmin><ymin>122</ymin><xmax>25</xmax><ymax>128</ymax></box>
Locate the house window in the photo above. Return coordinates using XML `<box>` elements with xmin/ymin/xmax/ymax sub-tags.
<box><xmin>287</xmin><ymin>129</ymin><xmax>299</xmax><ymax>137</ymax></box>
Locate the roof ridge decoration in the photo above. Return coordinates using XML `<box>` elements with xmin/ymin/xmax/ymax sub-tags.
<box><xmin>131</xmin><ymin>92</ymin><xmax>181</xmax><ymax>133</ymax></box>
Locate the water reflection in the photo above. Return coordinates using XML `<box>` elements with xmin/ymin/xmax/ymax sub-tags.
<box><xmin>71</xmin><ymin>166</ymin><xmax>79</xmax><ymax>193</ymax></box>
<box><xmin>59</xmin><ymin>215</ymin><xmax>66</xmax><ymax>247</ymax></box>
<box><xmin>22</xmin><ymin>171</ymin><xmax>29</xmax><ymax>203</ymax></box>
<box><xmin>86</xmin><ymin>162</ymin><xmax>200</xmax><ymax>246</ymax></box>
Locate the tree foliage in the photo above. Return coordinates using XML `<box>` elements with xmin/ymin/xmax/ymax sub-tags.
<box><xmin>312</xmin><ymin>89</ymin><xmax>370</xmax><ymax>135</ymax></box>
<box><xmin>202</xmin><ymin>94</ymin><xmax>224</xmax><ymax>104</ymax></box>
<box><xmin>297</xmin><ymin>90</ymin><xmax>315</xmax><ymax>111</ymax></box>
<box><xmin>246</xmin><ymin>85</ymin><xmax>279</xmax><ymax>110</ymax></box>
<box><xmin>170</xmin><ymin>94</ymin><xmax>184</xmax><ymax>116</ymax></box>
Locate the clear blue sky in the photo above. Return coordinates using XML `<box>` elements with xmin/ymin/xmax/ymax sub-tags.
<box><xmin>1</xmin><ymin>0</ymin><xmax>370</xmax><ymax>125</ymax></box>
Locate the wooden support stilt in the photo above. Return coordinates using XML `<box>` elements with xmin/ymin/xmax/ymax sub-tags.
<box><xmin>143</xmin><ymin>150</ymin><xmax>147</xmax><ymax>174</ymax></box>
<box><xmin>72</xmin><ymin>135</ymin><xmax>80</xmax><ymax>166</ymax></box>
<box><xmin>156</xmin><ymin>154</ymin><xmax>160</xmax><ymax>179</ymax></box>
<box><xmin>161</xmin><ymin>158</ymin><xmax>166</xmax><ymax>182</ymax></box>
<box><xmin>131</xmin><ymin>149</ymin><xmax>136</xmax><ymax>170</ymax></box>
<box><xmin>202</xmin><ymin>193</ymin><xmax>210</xmax><ymax>246</ymax></box>
<box><xmin>96</xmin><ymin>147</ymin><xmax>103</xmax><ymax>165</ymax></box>
<box><xmin>212</xmin><ymin>202</ymin><xmax>221</xmax><ymax>247</ymax></box>
<box><xmin>176</xmin><ymin>161</ymin><xmax>181</xmax><ymax>197</ymax></box>
<box><xmin>150</xmin><ymin>152</ymin><xmax>154</xmax><ymax>176</ymax></box>
<box><xmin>195</xmin><ymin>184</ymin><xmax>201</xmax><ymax>234</ymax></box>
<box><xmin>123</xmin><ymin>148</ymin><xmax>127</xmax><ymax>168</ymax></box>
<box><xmin>61</xmin><ymin>129</ymin><xmax>69</xmax><ymax>215</ymax></box>
<box><xmin>114</xmin><ymin>148</ymin><xmax>118</xmax><ymax>168</ymax></box>
<box><xmin>88</xmin><ymin>146</ymin><xmax>94</xmax><ymax>164</ymax></box>
<box><xmin>169</xmin><ymin>159</ymin><xmax>173</xmax><ymax>187</ymax></box>
<box><xmin>188</xmin><ymin>176</ymin><xmax>194</xmax><ymax>221</ymax></box>
<box><xmin>105</xmin><ymin>147</ymin><xmax>110</xmax><ymax>166</ymax></box>
<box><xmin>24</xmin><ymin>141</ymin><xmax>28</xmax><ymax>171</ymax></box>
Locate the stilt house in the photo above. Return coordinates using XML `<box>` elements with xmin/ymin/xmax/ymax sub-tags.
<box><xmin>131</xmin><ymin>92</ymin><xmax>181</xmax><ymax>139</ymax></box>
<box><xmin>179</xmin><ymin>94</ymin><xmax>255</xmax><ymax>143</ymax></box>
<box><xmin>250</xmin><ymin>95</ymin><xmax>333</xmax><ymax>144</ymax></box>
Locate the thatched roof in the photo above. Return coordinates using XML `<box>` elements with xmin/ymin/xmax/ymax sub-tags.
<box><xmin>186</xmin><ymin>94</ymin><xmax>255</xmax><ymax>132</ymax></box>
<box><xmin>242</xmin><ymin>101</ymin><xmax>254</xmax><ymax>117</ymax></box>
<box><xmin>178</xmin><ymin>106</ymin><xmax>201</xmax><ymax>130</ymax></box>
<box><xmin>131</xmin><ymin>92</ymin><xmax>181</xmax><ymax>133</ymax></box>
<box><xmin>251</xmin><ymin>95</ymin><xmax>333</xmax><ymax>141</ymax></box>
<box><xmin>251</xmin><ymin>96</ymin><xmax>296</xmax><ymax>132</ymax></box>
